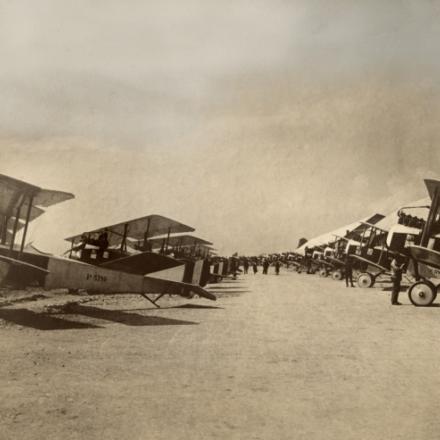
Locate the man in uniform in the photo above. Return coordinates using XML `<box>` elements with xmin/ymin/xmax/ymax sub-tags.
<box><xmin>390</xmin><ymin>257</ymin><xmax>404</xmax><ymax>305</ymax></box>
<box><xmin>274</xmin><ymin>260</ymin><xmax>281</xmax><ymax>275</ymax></box>
<box><xmin>345</xmin><ymin>252</ymin><xmax>354</xmax><ymax>287</ymax></box>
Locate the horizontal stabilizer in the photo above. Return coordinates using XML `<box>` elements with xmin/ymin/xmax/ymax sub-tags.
<box><xmin>0</xmin><ymin>254</ymin><xmax>49</xmax><ymax>274</ymax></box>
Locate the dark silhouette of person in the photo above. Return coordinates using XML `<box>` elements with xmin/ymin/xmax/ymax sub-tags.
<box><xmin>390</xmin><ymin>257</ymin><xmax>404</xmax><ymax>305</ymax></box>
<box><xmin>243</xmin><ymin>259</ymin><xmax>249</xmax><ymax>274</ymax></box>
<box><xmin>252</xmin><ymin>261</ymin><xmax>258</xmax><ymax>274</ymax></box>
<box><xmin>345</xmin><ymin>253</ymin><xmax>354</xmax><ymax>287</ymax></box>
<box><xmin>274</xmin><ymin>260</ymin><xmax>281</xmax><ymax>275</ymax></box>
<box><xmin>263</xmin><ymin>259</ymin><xmax>269</xmax><ymax>274</ymax></box>
<box><xmin>97</xmin><ymin>230</ymin><xmax>109</xmax><ymax>258</ymax></box>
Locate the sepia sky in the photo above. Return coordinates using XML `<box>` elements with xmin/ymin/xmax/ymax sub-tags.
<box><xmin>2</xmin><ymin>0</ymin><xmax>440</xmax><ymax>255</ymax></box>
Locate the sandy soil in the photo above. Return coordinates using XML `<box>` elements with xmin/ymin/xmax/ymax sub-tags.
<box><xmin>1</xmin><ymin>271</ymin><xmax>440</xmax><ymax>440</ymax></box>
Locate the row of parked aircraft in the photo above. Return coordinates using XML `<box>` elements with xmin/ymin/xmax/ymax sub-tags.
<box><xmin>0</xmin><ymin>173</ymin><xmax>240</xmax><ymax>307</ymax></box>
<box><xmin>284</xmin><ymin>179</ymin><xmax>440</xmax><ymax>307</ymax></box>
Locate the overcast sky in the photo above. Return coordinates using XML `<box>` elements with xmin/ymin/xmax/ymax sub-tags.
<box><xmin>2</xmin><ymin>0</ymin><xmax>440</xmax><ymax>255</ymax></box>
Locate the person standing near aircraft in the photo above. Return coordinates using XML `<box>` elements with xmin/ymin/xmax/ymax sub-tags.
<box><xmin>263</xmin><ymin>259</ymin><xmax>269</xmax><ymax>274</ymax></box>
<box><xmin>390</xmin><ymin>257</ymin><xmax>404</xmax><ymax>305</ymax></box>
<box><xmin>345</xmin><ymin>252</ymin><xmax>354</xmax><ymax>287</ymax></box>
<box><xmin>97</xmin><ymin>229</ymin><xmax>109</xmax><ymax>258</ymax></box>
<box><xmin>252</xmin><ymin>261</ymin><xmax>258</xmax><ymax>274</ymax></box>
<box><xmin>274</xmin><ymin>260</ymin><xmax>281</xmax><ymax>275</ymax></box>
<box><xmin>243</xmin><ymin>259</ymin><xmax>249</xmax><ymax>274</ymax></box>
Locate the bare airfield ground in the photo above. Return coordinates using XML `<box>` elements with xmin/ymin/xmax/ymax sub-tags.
<box><xmin>1</xmin><ymin>270</ymin><xmax>440</xmax><ymax>440</ymax></box>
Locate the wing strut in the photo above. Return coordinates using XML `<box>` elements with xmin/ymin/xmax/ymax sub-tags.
<box><xmin>9</xmin><ymin>197</ymin><xmax>24</xmax><ymax>256</ymax></box>
<box><xmin>141</xmin><ymin>293</ymin><xmax>166</xmax><ymax>308</ymax></box>
<box><xmin>19</xmin><ymin>194</ymin><xmax>34</xmax><ymax>254</ymax></box>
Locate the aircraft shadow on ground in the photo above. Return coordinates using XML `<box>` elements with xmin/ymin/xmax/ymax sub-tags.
<box><xmin>208</xmin><ymin>290</ymin><xmax>250</xmax><ymax>295</ymax></box>
<box><xmin>118</xmin><ymin>303</ymin><xmax>223</xmax><ymax>312</ymax></box>
<box><xmin>56</xmin><ymin>304</ymin><xmax>198</xmax><ymax>326</ymax></box>
<box><xmin>171</xmin><ymin>303</ymin><xmax>223</xmax><ymax>309</ymax></box>
<box><xmin>0</xmin><ymin>308</ymin><xmax>102</xmax><ymax>330</ymax></box>
<box><xmin>207</xmin><ymin>286</ymin><xmax>245</xmax><ymax>290</ymax></box>
<box><xmin>381</xmin><ymin>286</ymin><xmax>410</xmax><ymax>292</ymax></box>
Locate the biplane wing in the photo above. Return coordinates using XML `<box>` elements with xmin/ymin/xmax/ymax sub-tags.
<box><xmin>98</xmin><ymin>251</ymin><xmax>184</xmax><ymax>275</ymax></box>
<box><xmin>144</xmin><ymin>234</ymin><xmax>213</xmax><ymax>249</ymax></box>
<box><xmin>0</xmin><ymin>173</ymin><xmax>74</xmax><ymax>215</ymax></box>
<box><xmin>0</xmin><ymin>174</ymin><xmax>74</xmax><ymax>252</ymax></box>
<box><xmin>65</xmin><ymin>214</ymin><xmax>195</xmax><ymax>247</ymax></box>
<box><xmin>294</xmin><ymin>213</ymin><xmax>385</xmax><ymax>255</ymax></box>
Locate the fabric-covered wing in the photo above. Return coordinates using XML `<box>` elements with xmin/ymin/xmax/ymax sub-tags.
<box><xmin>66</xmin><ymin>214</ymin><xmax>195</xmax><ymax>246</ymax></box>
<box><xmin>33</xmin><ymin>188</ymin><xmax>74</xmax><ymax>207</ymax></box>
<box><xmin>295</xmin><ymin>213</ymin><xmax>385</xmax><ymax>255</ymax></box>
<box><xmin>145</xmin><ymin>234</ymin><xmax>213</xmax><ymax>249</ymax></box>
<box><xmin>0</xmin><ymin>173</ymin><xmax>74</xmax><ymax>216</ymax></box>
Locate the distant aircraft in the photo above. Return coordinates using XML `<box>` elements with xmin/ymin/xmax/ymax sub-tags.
<box><xmin>292</xmin><ymin>213</ymin><xmax>385</xmax><ymax>277</ymax></box>
<box><xmin>132</xmin><ymin>233</ymin><xmax>215</xmax><ymax>286</ymax></box>
<box><xmin>0</xmin><ymin>174</ymin><xmax>216</xmax><ymax>307</ymax></box>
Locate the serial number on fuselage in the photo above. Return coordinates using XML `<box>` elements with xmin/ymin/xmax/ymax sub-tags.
<box><xmin>86</xmin><ymin>273</ymin><xmax>107</xmax><ymax>282</ymax></box>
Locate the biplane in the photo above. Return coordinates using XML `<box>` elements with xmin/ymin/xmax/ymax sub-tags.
<box><xmin>66</xmin><ymin>226</ymin><xmax>213</xmax><ymax>287</ymax></box>
<box><xmin>209</xmin><ymin>255</ymin><xmax>241</xmax><ymax>280</ymax></box>
<box><xmin>134</xmin><ymin>234</ymin><xmax>216</xmax><ymax>286</ymax></box>
<box><xmin>293</xmin><ymin>214</ymin><xmax>385</xmax><ymax>279</ymax></box>
<box><xmin>404</xmin><ymin>179</ymin><xmax>440</xmax><ymax>306</ymax></box>
<box><xmin>0</xmin><ymin>174</ymin><xmax>216</xmax><ymax>307</ymax></box>
<box><xmin>323</xmin><ymin>235</ymin><xmax>362</xmax><ymax>280</ymax></box>
<box><xmin>349</xmin><ymin>218</ymin><xmax>423</xmax><ymax>288</ymax></box>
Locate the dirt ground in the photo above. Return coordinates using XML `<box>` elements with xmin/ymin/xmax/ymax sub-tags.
<box><xmin>1</xmin><ymin>270</ymin><xmax>440</xmax><ymax>440</ymax></box>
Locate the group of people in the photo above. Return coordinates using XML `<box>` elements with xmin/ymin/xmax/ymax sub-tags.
<box><xmin>242</xmin><ymin>258</ymin><xmax>282</xmax><ymax>275</ymax></box>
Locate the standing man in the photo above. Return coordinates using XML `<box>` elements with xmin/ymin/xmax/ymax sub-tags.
<box><xmin>274</xmin><ymin>260</ymin><xmax>281</xmax><ymax>275</ymax></box>
<box><xmin>263</xmin><ymin>259</ymin><xmax>269</xmax><ymax>275</ymax></box>
<box><xmin>252</xmin><ymin>260</ymin><xmax>258</xmax><ymax>274</ymax></box>
<box><xmin>390</xmin><ymin>257</ymin><xmax>404</xmax><ymax>305</ymax></box>
<box><xmin>243</xmin><ymin>259</ymin><xmax>249</xmax><ymax>274</ymax></box>
<box><xmin>345</xmin><ymin>252</ymin><xmax>354</xmax><ymax>287</ymax></box>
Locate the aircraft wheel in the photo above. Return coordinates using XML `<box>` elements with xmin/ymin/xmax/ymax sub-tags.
<box><xmin>408</xmin><ymin>281</ymin><xmax>436</xmax><ymax>307</ymax></box>
<box><xmin>332</xmin><ymin>270</ymin><xmax>342</xmax><ymax>281</ymax></box>
<box><xmin>319</xmin><ymin>268</ymin><xmax>327</xmax><ymax>277</ymax></box>
<box><xmin>357</xmin><ymin>273</ymin><xmax>374</xmax><ymax>288</ymax></box>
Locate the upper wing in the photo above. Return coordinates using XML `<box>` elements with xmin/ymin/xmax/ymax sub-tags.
<box><xmin>294</xmin><ymin>213</ymin><xmax>385</xmax><ymax>255</ymax></box>
<box><xmin>65</xmin><ymin>214</ymin><xmax>195</xmax><ymax>247</ymax></box>
<box><xmin>33</xmin><ymin>188</ymin><xmax>75</xmax><ymax>208</ymax></box>
<box><xmin>0</xmin><ymin>173</ymin><xmax>74</xmax><ymax>217</ymax></box>
<box><xmin>145</xmin><ymin>234</ymin><xmax>213</xmax><ymax>249</ymax></box>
